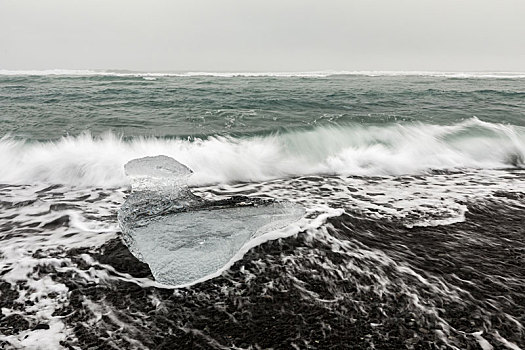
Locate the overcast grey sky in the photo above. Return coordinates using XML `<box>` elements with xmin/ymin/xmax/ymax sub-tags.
<box><xmin>1</xmin><ymin>0</ymin><xmax>524</xmax><ymax>71</ymax></box>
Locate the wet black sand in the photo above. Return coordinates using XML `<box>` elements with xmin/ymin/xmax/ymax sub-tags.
<box><xmin>2</xmin><ymin>193</ymin><xmax>523</xmax><ymax>349</ymax></box>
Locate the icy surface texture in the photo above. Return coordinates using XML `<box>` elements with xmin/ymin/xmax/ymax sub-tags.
<box><xmin>118</xmin><ymin>156</ymin><xmax>203</xmax><ymax>242</ymax></box>
<box><xmin>124</xmin><ymin>155</ymin><xmax>193</xmax><ymax>193</ymax></box>
<box><xmin>131</xmin><ymin>202</ymin><xmax>304</xmax><ymax>285</ymax></box>
<box><xmin>119</xmin><ymin>155</ymin><xmax>304</xmax><ymax>286</ymax></box>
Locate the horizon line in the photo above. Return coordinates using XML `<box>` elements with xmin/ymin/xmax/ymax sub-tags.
<box><xmin>2</xmin><ymin>69</ymin><xmax>525</xmax><ymax>78</ymax></box>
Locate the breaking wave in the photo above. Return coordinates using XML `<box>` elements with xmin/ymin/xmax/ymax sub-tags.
<box><xmin>1</xmin><ymin>118</ymin><xmax>523</xmax><ymax>187</ymax></box>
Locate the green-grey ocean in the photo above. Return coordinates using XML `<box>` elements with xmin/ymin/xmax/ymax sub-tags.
<box><xmin>2</xmin><ymin>72</ymin><xmax>525</xmax><ymax>140</ymax></box>
<box><xmin>1</xmin><ymin>71</ymin><xmax>524</xmax><ymax>186</ymax></box>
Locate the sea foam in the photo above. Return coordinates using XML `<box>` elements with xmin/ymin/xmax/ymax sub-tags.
<box><xmin>1</xmin><ymin>118</ymin><xmax>523</xmax><ymax>187</ymax></box>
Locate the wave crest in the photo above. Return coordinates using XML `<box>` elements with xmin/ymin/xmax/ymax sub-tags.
<box><xmin>1</xmin><ymin>118</ymin><xmax>523</xmax><ymax>187</ymax></box>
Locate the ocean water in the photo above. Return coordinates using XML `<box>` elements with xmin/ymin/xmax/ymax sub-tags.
<box><xmin>0</xmin><ymin>71</ymin><xmax>524</xmax><ymax>349</ymax></box>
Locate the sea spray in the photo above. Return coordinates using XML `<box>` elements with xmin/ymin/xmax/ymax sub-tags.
<box><xmin>1</xmin><ymin>118</ymin><xmax>523</xmax><ymax>187</ymax></box>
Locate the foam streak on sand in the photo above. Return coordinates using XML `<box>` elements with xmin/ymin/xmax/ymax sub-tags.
<box><xmin>1</xmin><ymin>169</ymin><xmax>524</xmax><ymax>349</ymax></box>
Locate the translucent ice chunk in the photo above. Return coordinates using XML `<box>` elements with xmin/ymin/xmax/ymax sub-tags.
<box><xmin>124</xmin><ymin>155</ymin><xmax>193</xmax><ymax>192</ymax></box>
<box><xmin>119</xmin><ymin>156</ymin><xmax>202</xmax><ymax>231</ymax></box>
<box><xmin>118</xmin><ymin>155</ymin><xmax>305</xmax><ymax>286</ymax></box>
<box><xmin>128</xmin><ymin>202</ymin><xmax>304</xmax><ymax>286</ymax></box>
<box><xmin>125</xmin><ymin>155</ymin><xmax>193</xmax><ymax>179</ymax></box>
